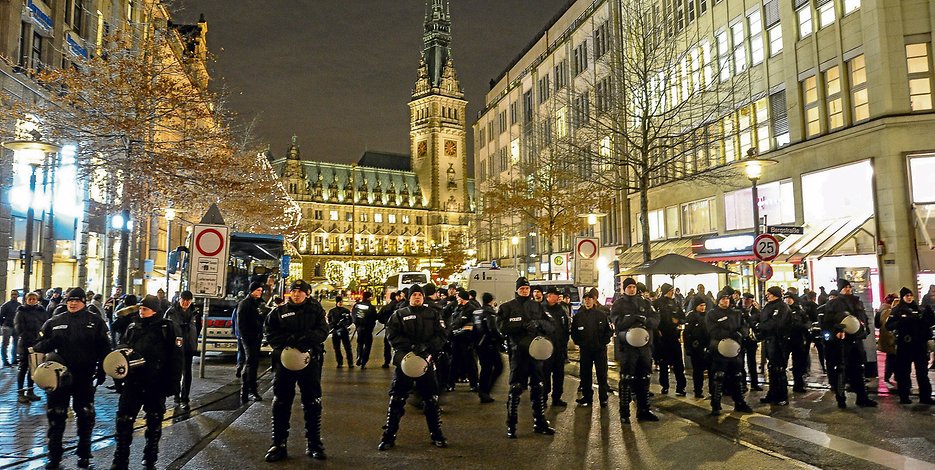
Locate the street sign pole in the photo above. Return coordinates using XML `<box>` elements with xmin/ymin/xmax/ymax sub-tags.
<box><xmin>199</xmin><ymin>297</ymin><xmax>209</xmax><ymax>378</ymax></box>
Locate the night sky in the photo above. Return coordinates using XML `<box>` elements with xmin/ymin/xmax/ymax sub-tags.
<box><xmin>172</xmin><ymin>1</ymin><xmax>571</xmax><ymax>169</ymax></box>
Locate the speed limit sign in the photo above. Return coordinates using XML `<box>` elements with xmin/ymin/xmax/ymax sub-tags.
<box><xmin>753</xmin><ymin>234</ymin><xmax>779</xmax><ymax>262</ymax></box>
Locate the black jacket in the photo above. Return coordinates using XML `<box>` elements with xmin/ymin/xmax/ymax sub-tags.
<box><xmin>0</xmin><ymin>299</ymin><xmax>20</xmax><ymax>327</ymax></box>
<box><xmin>609</xmin><ymin>294</ymin><xmax>660</xmax><ymax>351</ymax></box>
<box><xmin>236</xmin><ymin>296</ymin><xmax>265</xmax><ymax>343</ymax></box>
<box><xmin>542</xmin><ymin>301</ymin><xmax>571</xmax><ymax>357</ymax></box>
<box><xmin>449</xmin><ymin>302</ymin><xmax>477</xmax><ymax>341</ymax></box>
<box><xmin>327</xmin><ymin>306</ymin><xmax>353</xmax><ymax>332</ymax></box>
<box><xmin>122</xmin><ymin>315</ymin><xmax>184</xmax><ymax>395</ymax></box>
<box><xmin>33</xmin><ymin>308</ymin><xmax>111</xmax><ymax>378</ymax></box>
<box><xmin>265</xmin><ymin>298</ymin><xmax>329</xmax><ymax>355</ymax></box>
<box><xmin>822</xmin><ymin>293</ymin><xmax>869</xmax><ymax>341</ymax></box>
<box><xmin>352</xmin><ymin>300</ymin><xmax>378</xmax><ymax>332</ymax></box>
<box><xmin>886</xmin><ymin>301</ymin><xmax>935</xmax><ymax>352</ymax></box>
<box><xmin>683</xmin><ymin>310</ymin><xmax>709</xmax><ymax>354</ymax></box>
<box><xmin>377</xmin><ymin>300</ymin><xmax>397</xmax><ymax>325</ymax></box>
<box><xmin>758</xmin><ymin>299</ymin><xmax>792</xmax><ymax>340</ymax></box>
<box><xmin>497</xmin><ymin>295</ymin><xmax>553</xmax><ymax>353</ymax></box>
<box><xmin>570</xmin><ymin>304</ymin><xmax>612</xmax><ymax>352</ymax></box>
<box><xmin>13</xmin><ymin>304</ymin><xmax>50</xmax><ymax>354</ymax></box>
<box><xmin>386</xmin><ymin>304</ymin><xmax>447</xmax><ymax>365</ymax></box>
<box><xmin>653</xmin><ymin>296</ymin><xmax>685</xmax><ymax>343</ymax></box>
<box><xmin>165</xmin><ymin>303</ymin><xmax>203</xmax><ymax>355</ymax></box>
<box><xmin>705</xmin><ymin>305</ymin><xmax>746</xmax><ymax>352</ymax></box>
<box><xmin>473</xmin><ymin>305</ymin><xmax>504</xmax><ymax>349</ymax></box>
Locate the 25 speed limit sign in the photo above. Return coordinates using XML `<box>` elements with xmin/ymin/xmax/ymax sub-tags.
<box><xmin>753</xmin><ymin>234</ymin><xmax>779</xmax><ymax>262</ymax></box>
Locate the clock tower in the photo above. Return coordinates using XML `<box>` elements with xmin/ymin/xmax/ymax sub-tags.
<box><xmin>409</xmin><ymin>0</ymin><xmax>467</xmax><ymax>212</ymax></box>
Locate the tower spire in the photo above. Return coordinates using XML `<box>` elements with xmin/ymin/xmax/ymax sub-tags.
<box><xmin>420</xmin><ymin>0</ymin><xmax>454</xmax><ymax>91</ymax></box>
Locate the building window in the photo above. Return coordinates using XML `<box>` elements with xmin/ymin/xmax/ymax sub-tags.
<box><xmin>374</xmin><ymin>213</ymin><xmax>383</xmax><ymax>223</ymax></box>
<box><xmin>499</xmin><ymin>146</ymin><xmax>509</xmax><ymax>170</ymax></box>
<box><xmin>906</xmin><ymin>43</ymin><xmax>933</xmax><ymax>111</ymax></box>
<box><xmin>416</xmin><ymin>216</ymin><xmax>423</xmax><ymax>225</ymax></box>
<box><xmin>478</xmin><ymin>128</ymin><xmax>485</xmax><ymax>149</ymax></box>
<box><xmin>18</xmin><ymin>22</ymin><xmax>29</xmax><ymax>67</ymax></box>
<box><xmin>849</xmin><ymin>54</ymin><xmax>869</xmax><ymax>122</ymax></box>
<box><xmin>537</xmin><ymin>74</ymin><xmax>550</xmax><ymax>103</ymax></box>
<box><xmin>314</xmin><ymin>210</ymin><xmax>323</xmax><ymax>220</ymax></box>
<box><xmin>555</xmin><ymin>108</ymin><xmax>568</xmax><ymax>139</ymax></box>
<box><xmin>770</xmin><ymin>90</ymin><xmax>790</xmax><ymax>147</ymax></box>
<box><xmin>738</xmin><ymin>104</ymin><xmax>753</xmax><ymax>153</ymax></box>
<box><xmin>554</xmin><ymin>60</ymin><xmax>568</xmax><ymax>90</ymax></box>
<box><xmin>802</xmin><ymin>76</ymin><xmax>821</xmax><ymax>137</ymax></box>
<box><xmin>681</xmin><ymin>198</ymin><xmax>716</xmax><ymax>236</ymax></box>
<box><xmin>499</xmin><ymin>110</ymin><xmax>508</xmax><ymax>133</ymax></box>
<box><xmin>360</xmin><ymin>213</ymin><xmax>368</xmax><ymax>222</ymax></box>
<box><xmin>573</xmin><ymin>91</ymin><xmax>590</xmax><ymax>129</ymax></box>
<box><xmin>701</xmin><ymin>39</ymin><xmax>713</xmax><ymax>87</ymax></box>
<box><xmin>844</xmin><ymin>0</ymin><xmax>860</xmax><ymax>15</ymax></box>
<box><xmin>748</xmin><ymin>11</ymin><xmax>764</xmax><ymax>66</ymax></box>
<box><xmin>523</xmin><ymin>90</ymin><xmax>534</xmax><ymax>122</ymax></box>
<box><xmin>510</xmin><ymin>101</ymin><xmax>517</xmax><ymax>124</ymax></box>
<box><xmin>825</xmin><ymin>65</ymin><xmax>844</xmax><ymax>130</ymax></box>
<box><xmin>755</xmin><ymin>98</ymin><xmax>770</xmax><ymax>152</ymax></box>
<box><xmin>596</xmin><ymin>76</ymin><xmax>612</xmax><ymax>113</ymax></box>
<box><xmin>716</xmin><ymin>29</ymin><xmax>731</xmax><ymax>82</ymax></box>
<box><xmin>724</xmin><ymin>180</ymin><xmax>795</xmax><ymax>230</ymax></box>
<box><xmin>345</xmin><ymin>212</ymin><xmax>353</xmax><ymax>222</ymax></box>
<box><xmin>648</xmin><ymin>209</ymin><xmax>666</xmax><ymax>241</ymax></box>
<box><xmin>594</xmin><ymin>22</ymin><xmax>610</xmax><ymax>59</ymax></box>
<box><xmin>487</xmin><ymin>121</ymin><xmax>495</xmax><ymax>142</ymax></box>
<box><xmin>329</xmin><ymin>210</ymin><xmax>339</xmax><ymax>221</ymax></box>
<box><xmin>402</xmin><ymin>215</ymin><xmax>410</xmax><ymax>224</ymax></box>
<box><xmin>573</xmin><ymin>41</ymin><xmax>588</xmax><ymax>76</ymax></box>
<box><xmin>768</xmin><ymin>25</ymin><xmax>783</xmax><ymax>56</ymax></box>
<box><xmin>388</xmin><ymin>214</ymin><xmax>397</xmax><ymax>224</ymax></box>
<box><xmin>31</xmin><ymin>31</ymin><xmax>43</xmax><ymax>69</ymax></box>
<box><xmin>732</xmin><ymin>20</ymin><xmax>747</xmax><ymax>74</ymax></box>
<box><xmin>797</xmin><ymin>4</ymin><xmax>812</xmax><ymax>39</ymax></box>
<box><xmin>818</xmin><ymin>0</ymin><xmax>835</xmax><ymax>28</ymax></box>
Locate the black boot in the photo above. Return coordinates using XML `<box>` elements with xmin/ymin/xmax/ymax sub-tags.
<box><xmin>831</xmin><ymin>365</ymin><xmax>847</xmax><ymax>408</ymax></box>
<box><xmin>506</xmin><ymin>388</ymin><xmax>521</xmax><ymax>438</ymax></box>
<box><xmin>109</xmin><ymin>415</ymin><xmax>135</xmax><ymax>470</ymax></box>
<box><xmin>141</xmin><ymin>412</ymin><xmax>162</xmax><ymax>469</ymax></box>
<box><xmin>266</xmin><ymin>397</ymin><xmax>291</xmax><ymax>462</ymax></box>
<box><xmin>710</xmin><ymin>371</ymin><xmax>724</xmax><ymax>416</ymax></box>
<box><xmin>378</xmin><ymin>397</ymin><xmax>406</xmax><ymax>451</ymax></box>
<box><xmin>46</xmin><ymin>407</ymin><xmax>67</xmax><ymax>470</ymax></box>
<box><xmin>75</xmin><ymin>405</ymin><xmax>96</xmax><ymax>466</ymax></box>
<box><xmin>304</xmin><ymin>400</ymin><xmax>326</xmax><ymax>459</ymax></box>
<box><xmin>530</xmin><ymin>385</ymin><xmax>555</xmax><ymax>435</ymax></box>
<box><xmin>424</xmin><ymin>396</ymin><xmax>448</xmax><ymax>447</ymax></box>
<box><xmin>619</xmin><ymin>375</ymin><xmax>633</xmax><ymax>424</ymax></box>
<box><xmin>635</xmin><ymin>375</ymin><xmax>659</xmax><ymax>422</ymax></box>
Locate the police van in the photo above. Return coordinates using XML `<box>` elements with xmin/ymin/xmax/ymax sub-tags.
<box><xmin>464</xmin><ymin>263</ymin><xmax>520</xmax><ymax>308</ymax></box>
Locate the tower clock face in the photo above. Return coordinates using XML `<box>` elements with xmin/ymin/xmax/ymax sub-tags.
<box><xmin>417</xmin><ymin>141</ymin><xmax>427</xmax><ymax>158</ymax></box>
<box><xmin>444</xmin><ymin>140</ymin><xmax>457</xmax><ymax>157</ymax></box>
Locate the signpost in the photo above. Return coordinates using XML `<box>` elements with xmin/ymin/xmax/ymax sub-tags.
<box><xmin>754</xmin><ymin>261</ymin><xmax>774</xmax><ymax>282</ymax></box>
<box><xmin>767</xmin><ymin>225</ymin><xmax>804</xmax><ymax>235</ymax></box>
<box><xmin>191</xmin><ymin>204</ymin><xmax>230</xmax><ymax>378</ymax></box>
<box><xmin>573</xmin><ymin>237</ymin><xmax>600</xmax><ymax>287</ymax></box>
<box><xmin>753</xmin><ymin>234</ymin><xmax>780</xmax><ymax>262</ymax></box>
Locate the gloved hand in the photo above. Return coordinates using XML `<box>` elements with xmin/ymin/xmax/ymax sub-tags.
<box><xmin>526</xmin><ymin>320</ymin><xmax>540</xmax><ymax>334</ymax></box>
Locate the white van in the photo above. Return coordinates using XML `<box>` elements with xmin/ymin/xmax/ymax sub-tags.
<box><xmin>464</xmin><ymin>263</ymin><xmax>520</xmax><ymax>307</ymax></box>
<box><xmin>529</xmin><ymin>280</ymin><xmax>581</xmax><ymax>314</ymax></box>
<box><xmin>383</xmin><ymin>271</ymin><xmax>430</xmax><ymax>301</ymax></box>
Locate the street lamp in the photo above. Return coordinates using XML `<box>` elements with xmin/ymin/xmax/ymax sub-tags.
<box><xmin>3</xmin><ymin>137</ymin><xmax>61</xmax><ymax>293</ymax></box>
<box><xmin>741</xmin><ymin>148</ymin><xmax>777</xmax><ymax>302</ymax></box>
<box><xmin>165</xmin><ymin>208</ymin><xmax>176</xmax><ymax>297</ymax></box>
<box><xmin>511</xmin><ymin>236</ymin><xmax>520</xmax><ymax>272</ymax></box>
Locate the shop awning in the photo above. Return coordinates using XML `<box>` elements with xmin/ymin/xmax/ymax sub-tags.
<box><xmin>779</xmin><ymin>214</ymin><xmax>874</xmax><ymax>263</ymax></box>
<box><xmin>618</xmin><ymin>239</ymin><xmax>694</xmax><ymax>271</ymax></box>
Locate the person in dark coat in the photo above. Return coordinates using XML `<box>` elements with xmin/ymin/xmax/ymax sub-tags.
<box><xmin>886</xmin><ymin>287</ymin><xmax>935</xmax><ymax>404</ymax></box>
<box><xmin>449</xmin><ymin>290</ymin><xmax>479</xmax><ymax>391</ymax></box>
<box><xmin>541</xmin><ymin>287</ymin><xmax>570</xmax><ymax>407</ymax></box>
<box><xmin>474</xmin><ymin>292</ymin><xmax>504</xmax><ymax>404</ymax></box>
<box><xmin>110</xmin><ymin>295</ymin><xmax>183</xmax><ymax>470</ymax></box>
<box><xmin>263</xmin><ymin>280</ymin><xmax>329</xmax><ymax>462</ymax></box>
<box><xmin>353</xmin><ymin>291</ymin><xmax>378</xmax><ymax>368</ymax></box>
<box><xmin>164</xmin><ymin>290</ymin><xmax>202</xmax><ymax>407</ymax></box>
<box><xmin>822</xmin><ymin>279</ymin><xmax>877</xmax><ymax>408</ymax></box>
<box><xmin>376</xmin><ymin>291</ymin><xmax>400</xmax><ymax>368</ymax></box>
<box><xmin>653</xmin><ymin>283</ymin><xmax>686</xmax><ymax>396</ymax></box>
<box><xmin>739</xmin><ymin>293</ymin><xmax>763</xmax><ymax>391</ymax></box>
<box><xmin>33</xmin><ymin>288</ymin><xmax>111</xmax><ymax>470</ymax></box>
<box><xmin>377</xmin><ymin>284</ymin><xmax>449</xmax><ymax>451</ymax></box>
<box><xmin>758</xmin><ymin>286</ymin><xmax>792</xmax><ymax>405</ymax></box>
<box><xmin>237</xmin><ymin>282</ymin><xmax>267</xmax><ymax>403</ymax></box>
<box><xmin>13</xmin><ymin>292</ymin><xmax>49</xmax><ymax>403</ymax></box>
<box><xmin>683</xmin><ymin>296</ymin><xmax>709</xmax><ymax>399</ymax></box>
<box><xmin>45</xmin><ymin>287</ymin><xmax>63</xmax><ymax>315</ymax></box>
<box><xmin>784</xmin><ymin>291</ymin><xmax>813</xmax><ymax>393</ymax></box>
<box><xmin>610</xmin><ymin>278</ymin><xmax>660</xmax><ymax>424</ymax></box>
<box><xmin>1</xmin><ymin>289</ymin><xmax>21</xmax><ymax>367</ymax></box>
<box><xmin>327</xmin><ymin>296</ymin><xmax>354</xmax><ymax>368</ymax></box>
<box><xmin>706</xmin><ymin>287</ymin><xmax>753</xmax><ymax>415</ymax></box>
<box><xmin>571</xmin><ymin>288</ymin><xmax>612</xmax><ymax>407</ymax></box>
<box><xmin>111</xmin><ymin>295</ymin><xmax>140</xmax><ymax>346</ymax></box>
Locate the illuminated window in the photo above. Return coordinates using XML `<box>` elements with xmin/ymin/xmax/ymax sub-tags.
<box><xmin>755</xmin><ymin>98</ymin><xmax>770</xmax><ymax>152</ymax></box>
<box><xmin>797</xmin><ymin>5</ymin><xmax>812</xmax><ymax>39</ymax></box>
<box><xmin>770</xmin><ymin>90</ymin><xmax>790</xmax><ymax>147</ymax></box>
<box><xmin>825</xmin><ymin>66</ymin><xmax>844</xmax><ymax>130</ymax></box>
<box><xmin>748</xmin><ymin>10</ymin><xmax>764</xmax><ymax>65</ymax></box>
<box><xmin>722</xmin><ymin>113</ymin><xmax>736</xmax><ymax>163</ymax></box>
<box><xmin>906</xmin><ymin>43</ymin><xmax>933</xmax><ymax>111</ymax></box>
<box><xmin>844</xmin><ymin>0</ymin><xmax>860</xmax><ymax>15</ymax></box>
<box><xmin>388</xmin><ymin>214</ymin><xmax>397</xmax><ymax>224</ymax></box>
<box><xmin>374</xmin><ymin>213</ymin><xmax>383</xmax><ymax>223</ymax></box>
<box><xmin>802</xmin><ymin>76</ymin><xmax>821</xmax><ymax>137</ymax></box>
<box><xmin>329</xmin><ymin>210</ymin><xmax>338</xmax><ymax>221</ymax></box>
<box><xmin>717</xmin><ymin>29</ymin><xmax>731</xmax><ymax>82</ymax></box>
<box><xmin>402</xmin><ymin>215</ymin><xmax>410</xmax><ymax>224</ymax></box>
<box><xmin>818</xmin><ymin>0</ymin><xmax>835</xmax><ymax>28</ymax></box>
<box><xmin>738</xmin><ymin>105</ymin><xmax>753</xmax><ymax>153</ymax></box>
<box><xmin>849</xmin><ymin>54</ymin><xmax>869</xmax><ymax>122</ymax></box>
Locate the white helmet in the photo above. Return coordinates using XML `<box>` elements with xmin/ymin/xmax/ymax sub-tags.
<box><xmin>840</xmin><ymin>315</ymin><xmax>860</xmax><ymax>335</ymax></box>
<box><xmin>528</xmin><ymin>336</ymin><xmax>554</xmax><ymax>360</ymax></box>
<box><xmin>33</xmin><ymin>361</ymin><xmax>70</xmax><ymax>392</ymax></box>
<box><xmin>717</xmin><ymin>339</ymin><xmax>742</xmax><ymax>358</ymax></box>
<box><xmin>103</xmin><ymin>348</ymin><xmax>146</xmax><ymax>379</ymax></box>
<box><xmin>400</xmin><ymin>352</ymin><xmax>430</xmax><ymax>378</ymax></box>
<box><xmin>625</xmin><ymin>327</ymin><xmax>650</xmax><ymax>348</ymax></box>
<box><xmin>280</xmin><ymin>347</ymin><xmax>311</xmax><ymax>371</ymax></box>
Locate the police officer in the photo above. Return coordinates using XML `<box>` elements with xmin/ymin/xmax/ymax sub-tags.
<box><xmin>886</xmin><ymin>287</ymin><xmax>935</xmax><ymax>404</ymax></box>
<box><xmin>378</xmin><ymin>284</ymin><xmax>449</xmax><ymax>450</ymax></box>
<box><xmin>571</xmin><ymin>288</ymin><xmax>612</xmax><ymax>407</ymax></box>
<box><xmin>33</xmin><ymin>288</ymin><xmax>110</xmax><ymax>470</ymax></box>
<box><xmin>758</xmin><ymin>286</ymin><xmax>792</xmax><ymax>406</ymax></box>
<box><xmin>654</xmin><ymin>283</ymin><xmax>686</xmax><ymax>396</ymax></box>
<box><xmin>237</xmin><ymin>281</ymin><xmax>266</xmax><ymax>403</ymax></box>
<box><xmin>542</xmin><ymin>287</ymin><xmax>570</xmax><ymax>407</ymax></box>
<box><xmin>785</xmin><ymin>291</ymin><xmax>812</xmax><ymax>393</ymax></box>
<box><xmin>449</xmin><ymin>290</ymin><xmax>479</xmax><ymax>391</ymax></box>
<box><xmin>822</xmin><ymin>279</ymin><xmax>877</xmax><ymax>409</ymax></box>
<box><xmin>327</xmin><ymin>296</ymin><xmax>355</xmax><ymax>368</ymax></box>
<box><xmin>111</xmin><ymin>295</ymin><xmax>184</xmax><ymax>470</ymax></box>
<box><xmin>683</xmin><ymin>296</ymin><xmax>710</xmax><ymax>399</ymax></box>
<box><xmin>706</xmin><ymin>288</ymin><xmax>754</xmax><ymax>416</ymax></box>
<box><xmin>474</xmin><ymin>292</ymin><xmax>504</xmax><ymax>404</ymax></box>
<box><xmin>497</xmin><ymin>277</ymin><xmax>555</xmax><ymax>438</ymax></box>
<box><xmin>353</xmin><ymin>291</ymin><xmax>377</xmax><ymax>368</ymax></box>
<box><xmin>165</xmin><ymin>290</ymin><xmax>202</xmax><ymax>408</ymax></box>
<box><xmin>264</xmin><ymin>279</ymin><xmax>329</xmax><ymax>462</ymax></box>
<box><xmin>739</xmin><ymin>293</ymin><xmax>763</xmax><ymax>391</ymax></box>
<box><xmin>611</xmin><ymin>278</ymin><xmax>660</xmax><ymax>424</ymax></box>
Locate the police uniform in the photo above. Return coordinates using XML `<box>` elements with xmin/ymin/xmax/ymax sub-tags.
<box><xmin>449</xmin><ymin>292</ymin><xmax>480</xmax><ymax>391</ymax></box>
<box><xmin>758</xmin><ymin>287</ymin><xmax>792</xmax><ymax>405</ymax></box>
<box><xmin>264</xmin><ymin>280</ymin><xmax>329</xmax><ymax>461</ymax></box>
<box><xmin>33</xmin><ymin>288</ymin><xmax>111</xmax><ymax>470</ymax></box>
<box><xmin>378</xmin><ymin>284</ymin><xmax>449</xmax><ymax>450</ymax></box>
<box><xmin>785</xmin><ymin>293</ymin><xmax>813</xmax><ymax>393</ymax></box>
<box><xmin>739</xmin><ymin>295</ymin><xmax>762</xmax><ymax>391</ymax></box>
<box><xmin>610</xmin><ymin>278</ymin><xmax>660</xmax><ymax>423</ymax></box>
<box><xmin>886</xmin><ymin>287</ymin><xmax>935</xmax><ymax>404</ymax></box>
<box><xmin>327</xmin><ymin>298</ymin><xmax>355</xmax><ymax>367</ymax></box>
<box><xmin>164</xmin><ymin>292</ymin><xmax>202</xmax><ymax>406</ymax></box>
<box><xmin>237</xmin><ymin>282</ymin><xmax>267</xmax><ymax>402</ymax></box>
<box><xmin>705</xmin><ymin>289</ymin><xmax>753</xmax><ymax>415</ymax></box>
<box><xmin>653</xmin><ymin>284</ymin><xmax>686</xmax><ymax>396</ymax></box>
<box><xmin>497</xmin><ymin>277</ymin><xmax>555</xmax><ymax>438</ymax></box>
<box><xmin>111</xmin><ymin>295</ymin><xmax>184</xmax><ymax>470</ymax></box>
<box><xmin>683</xmin><ymin>298</ymin><xmax>710</xmax><ymax>398</ymax></box>
<box><xmin>352</xmin><ymin>294</ymin><xmax>377</xmax><ymax>368</ymax></box>
<box><xmin>474</xmin><ymin>295</ymin><xmax>505</xmax><ymax>403</ymax></box>
<box><xmin>822</xmin><ymin>279</ymin><xmax>877</xmax><ymax>408</ymax></box>
<box><xmin>541</xmin><ymin>291</ymin><xmax>570</xmax><ymax>406</ymax></box>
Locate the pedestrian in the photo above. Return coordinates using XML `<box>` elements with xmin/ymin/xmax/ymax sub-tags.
<box><xmin>263</xmin><ymin>279</ymin><xmax>329</xmax><ymax>462</ymax></box>
<box><xmin>110</xmin><ymin>295</ymin><xmax>183</xmax><ymax>470</ymax></box>
<box><xmin>155</xmin><ymin>288</ymin><xmax>171</xmax><ymax>314</ymax></box>
<box><xmin>784</xmin><ymin>292</ymin><xmax>812</xmax><ymax>393</ymax></box>
<box><xmin>610</xmin><ymin>278</ymin><xmax>660</xmax><ymax>424</ymax></box>
<box><xmin>104</xmin><ymin>286</ymin><xmax>124</xmax><ymax>348</ymax></box>
<box><xmin>236</xmin><ymin>282</ymin><xmax>266</xmax><ymax>403</ymax></box>
<box><xmin>876</xmin><ymin>293</ymin><xmax>898</xmax><ymax>388</ymax></box>
<box><xmin>377</xmin><ymin>284</ymin><xmax>449</xmax><ymax>450</ymax></box>
<box><xmin>1</xmin><ymin>289</ymin><xmax>21</xmax><ymax>367</ymax></box>
<box><xmin>327</xmin><ymin>296</ymin><xmax>354</xmax><ymax>368</ymax></box>
<box><xmin>449</xmin><ymin>290</ymin><xmax>479</xmax><ymax>391</ymax></box>
<box><xmin>13</xmin><ymin>291</ymin><xmax>49</xmax><ymax>403</ymax></box>
<box><xmin>706</xmin><ymin>287</ymin><xmax>754</xmax><ymax>416</ymax></box>
<box><xmin>33</xmin><ymin>287</ymin><xmax>111</xmax><ymax>470</ymax></box>
<box><xmin>541</xmin><ymin>287</ymin><xmax>570</xmax><ymax>407</ymax></box>
<box><xmin>683</xmin><ymin>296</ymin><xmax>709</xmax><ymax>399</ymax></box>
<box><xmin>817</xmin><ymin>286</ymin><xmax>829</xmax><ymax>306</ymax></box>
<box><xmin>921</xmin><ymin>284</ymin><xmax>935</xmax><ymax>312</ymax></box>
<box><xmin>653</xmin><ymin>283</ymin><xmax>686</xmax><ymax>396</ymax></box>
<box><xmin>531</xmin><ymin>285</ymin><xmax>544</xmax><ymax>303</ymax></box>
<box><xmin>886</xmin><ymin>287</ymin><xmax>935</xmax><ymax>404</ymax></box>
<box><xmin>497</xmin><ymin>277</ymin><xmax>555</xmax><ymax>438</ymax></box>
<box><xmin>758</xmin><ymin>286</ymin><xmax>792</xmax><ymax>405</ymax></box>
<box><xmin>571</xmin><ymin>288</ymin><xmax>612</xmax><ymax>407</ymax></box>
<box><xmin>474</xmin><ymin>292</ymin><xmax>504</xmax><ymax>404</ymax></box>
<box><xmin>165</xmin><ymin>290</ymin><xmax>202</xmax><ymax>408</ymax></box>
<box><xmin>45</xmin><ymin>287</ymin><xmax>63</xmax><ymax>314</ymax></box>
<box><xmin>352</xmin><ymin>291</ymin><xmax>377</xmax><ymax>368</ymax></box>
<box><xmin>822</xmin><ymin>279</ymin><xmax>877</xmax><ymax>408</ymax></box>
<box><xmin>111</xmin><ymin>294</ymin><xmax>140</xmax><ymax>346</ymax></box>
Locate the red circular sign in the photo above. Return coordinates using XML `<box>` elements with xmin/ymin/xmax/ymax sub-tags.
<box><xmin>576</xmin><ymin>239</ymin><xmax>598</xmax><ymax>259</ymax></box>
<box><xmin>753</xmin><ymin>234</ymin><xmax>779</xmax><ymax>262</ymax></box>
<box><xmin>195</xmin><ymin>228</ymin><xmax>224</xmax><ymax>257</ymax></box>
<box><xmin>754</xmin><ymin>262</ymin><xmax>774</xmax><ymax>282</ymax></box>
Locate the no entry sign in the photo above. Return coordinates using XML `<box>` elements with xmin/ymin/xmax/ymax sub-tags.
<box><xmin>189</xmin><ymin>224</ymin><xmax>230</xmax><ymax>299</ymax></box>
<box><xmin>574</xmin><ymin>237</ymin><xmax>600</xmax><ymax>287</ymax></box>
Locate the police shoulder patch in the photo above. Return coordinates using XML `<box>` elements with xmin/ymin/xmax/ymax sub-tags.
<box><xmin>402</xmin><ymin>315</ymin><xmax>417</xmax><ymax>321</ymax></box>
<box><xmin>52</xmin><ymin>324</ymin><xmax>68</xmax><ymax>330</ymax></box>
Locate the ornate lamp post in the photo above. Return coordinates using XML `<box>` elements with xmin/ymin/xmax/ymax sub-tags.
<box><xmin>741</xmin><ymin>148</ymin><xmax>777</xmax><ymax>302</ymax></box>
